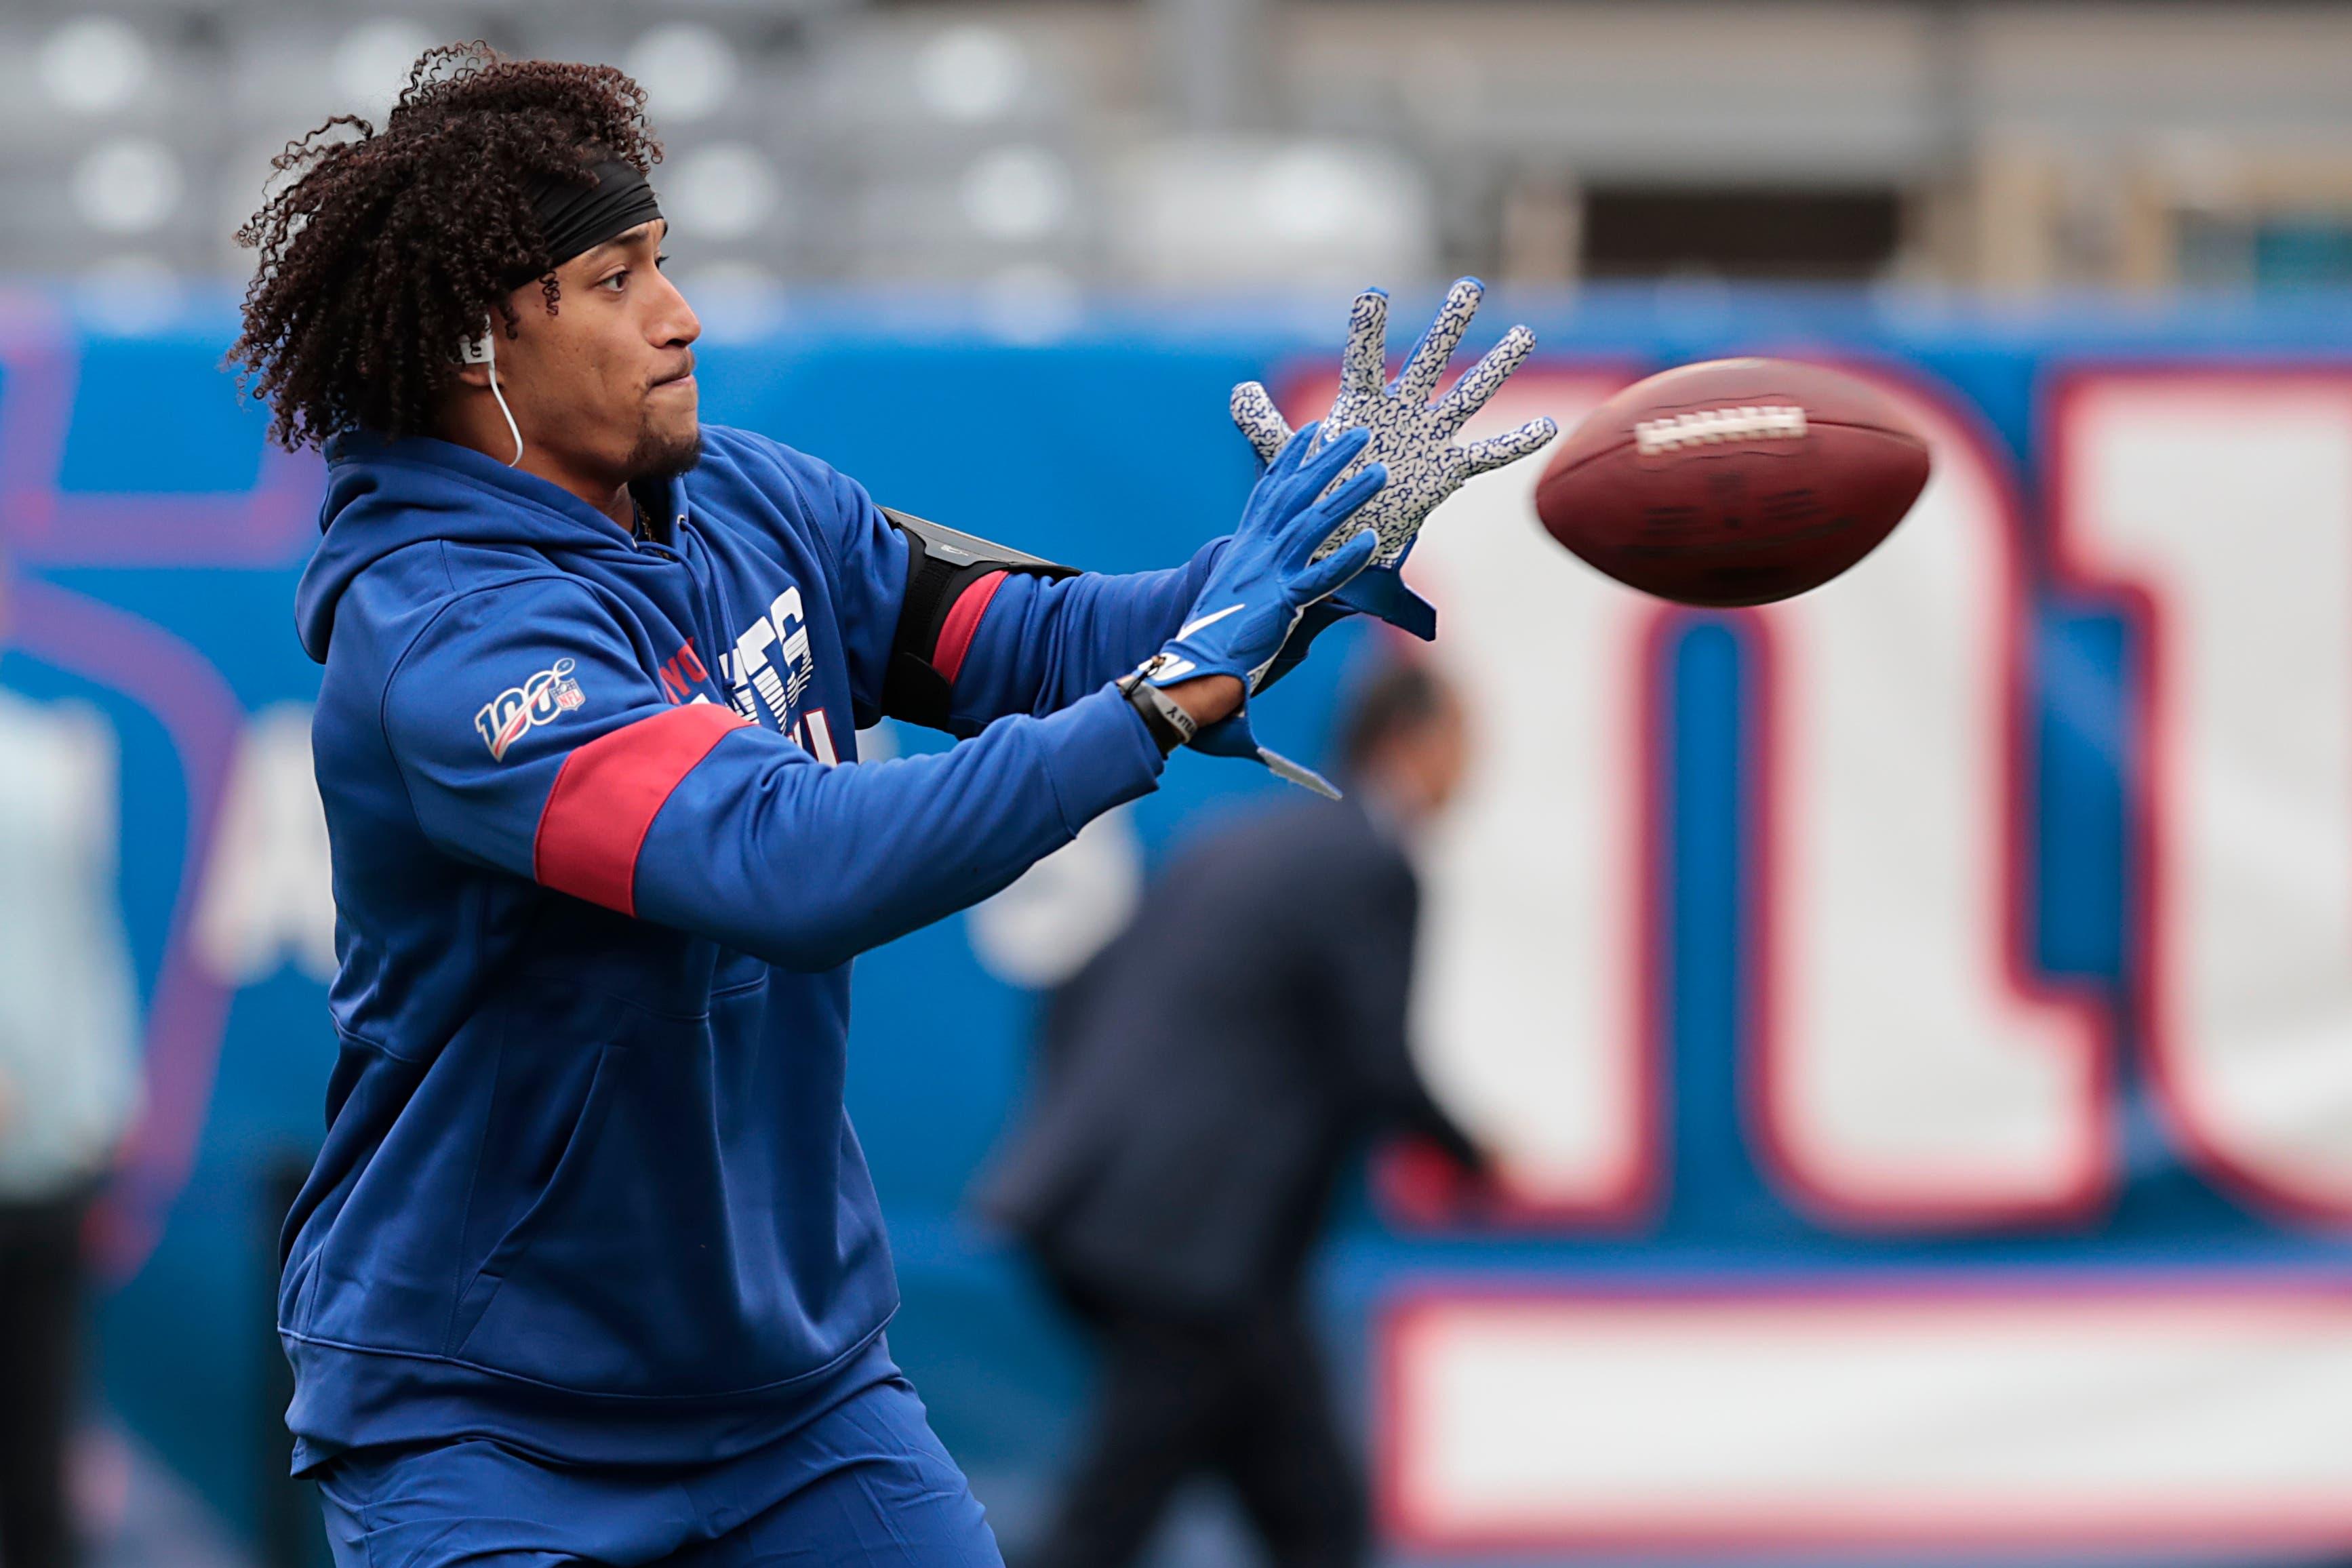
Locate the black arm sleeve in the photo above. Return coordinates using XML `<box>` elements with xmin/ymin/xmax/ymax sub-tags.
<box><xmin>879</xmin><ymin>508</ymin><xmax>1079</xmax><ymax>729</ymax></box>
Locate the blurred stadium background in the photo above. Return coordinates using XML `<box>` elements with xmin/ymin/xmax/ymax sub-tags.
<box><xmin>4</xmin><ymin>1</ymin><xmax>2352</xmax><ymax>1565</ymax></box>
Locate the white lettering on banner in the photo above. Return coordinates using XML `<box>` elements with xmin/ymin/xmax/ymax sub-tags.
<box><xmin>193</xmin><ymin>703</ymin><xmax>336</xmax><ymax>984</ymax></box>
<box><xmin>1383</xmin><ymin>1289</ymin><xmax>2352</xmax><ymax>1552</ymax></box>
<box><xmin>1397</xmin><ymin>369</ymin><xmax>2106</xmax><ymax>1223</ymax></box>
<box><xmin>1749</xmin><ymin>372</ymin><xmax>2105</xmax><ymax>1224</ymax></box>
<box><xmin>2056</xmin><ymin>372</ymin><xmax>2352</xmax><ymax>1218</ymax></box>
<box><xmin>1347</xmin><ymin>363</ymin><xmax>2352</xmax><ymax>1556</ymax></box>
<box><xmin>1402</xmin><ymin>371</ymin><xmax>1662</xmax><ymax>1218</ymax></box>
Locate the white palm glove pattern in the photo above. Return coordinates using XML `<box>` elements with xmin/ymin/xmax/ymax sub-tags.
<box><xmin>1230</xmin><ymin>277</ymin><xmax>1558</xmax><ymax>573</ymax></box>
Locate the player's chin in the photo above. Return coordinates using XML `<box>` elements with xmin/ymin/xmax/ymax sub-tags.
<box><xmin>625</xmin><ymin>408</ymin><xmax>704</xmax><ymax>484</ymax></box>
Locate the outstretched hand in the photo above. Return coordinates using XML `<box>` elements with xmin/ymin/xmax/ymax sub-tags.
<box><xmin>1147</xmin><ymin>421</ymin><xmax>1386</xmax><ymax>695</ymax></box>
<box><xmin>1136</xmin><ymin>421</ymin><xmax>1387</xmax><ymax>797</ymax></box>
<box><xmin>1228</xmin><ymin>278</ymin><xmax>1557</xmax><ymax>635</ymax></box>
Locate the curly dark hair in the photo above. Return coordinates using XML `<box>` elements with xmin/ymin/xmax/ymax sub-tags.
<box><xmin>228</xmin><ymin>43</ymin><xmax>660</xmax><ymax>451</ymax></box>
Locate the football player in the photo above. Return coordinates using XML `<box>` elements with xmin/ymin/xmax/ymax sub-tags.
<box><xmin>232</xmin><ymin>42</ymin><xmax>1551</xmax><ymax>1568</ymax></box>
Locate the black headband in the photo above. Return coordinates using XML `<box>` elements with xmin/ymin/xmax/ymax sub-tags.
<box><xmin>529</xmin><ymin>159</ymin><xmax>664</xmax><ymax>270</ymax></box>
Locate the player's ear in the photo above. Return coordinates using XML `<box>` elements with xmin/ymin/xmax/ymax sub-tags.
<box><xmin>452</xmin><ymin>321</ymin><xmax>496</xmax><ymax>388</ymax></box>
<box><xmin>452</xmin><ymin>315</ymin><xmax>527</xmax><ymax>468</ymax></box>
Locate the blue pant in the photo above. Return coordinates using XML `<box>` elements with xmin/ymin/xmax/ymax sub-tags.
<box><xmin>315</xmin><ymin>1374</ymin><xmax>1003</xmax><ymax>1568</ymax></box>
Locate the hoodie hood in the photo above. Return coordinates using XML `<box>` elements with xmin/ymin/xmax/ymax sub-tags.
<box><xmin>296</xmin><ymin>433</ymin><xmax>655</xmax><ymax>664</ymax></box>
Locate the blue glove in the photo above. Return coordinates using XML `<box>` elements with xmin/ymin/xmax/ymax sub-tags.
<box><xmin>1149</xmin><ymin>420</ymin><xmax>1385</xmax><ymax>689</ymax></box>
<box><xmin>1229</xmin><ymin>277</ymin><xmax>1558</xmax><ymax>639</ymax></box>
<box><xmin>1139</xmin><ymin>420</ymin><xmax>1387</xmax><ymax>795</ymax></box>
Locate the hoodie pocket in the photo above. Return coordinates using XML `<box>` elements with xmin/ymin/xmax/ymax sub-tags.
<box><xmin>444</xmin><ymin>990</ymin><xmax>814</xmax><ymax>1396</ymax></box>
<box><xmin>437</xmin><ymin>969</ymin><xmax>884</xmax><ymax>1398</ymax></box>
<box><xmin>443</xmin><ymin>1037</ymin><xmax>626</xmax><ymax>1357</ymax></box>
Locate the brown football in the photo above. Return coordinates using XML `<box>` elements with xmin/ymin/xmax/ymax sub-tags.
<box><xmin>1534</xmin><ymin>358</ymin><xmax>1931</xmax><ymax>607</ymax></box>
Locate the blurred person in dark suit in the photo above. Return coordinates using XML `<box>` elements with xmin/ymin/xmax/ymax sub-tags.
<box><xmin>0</xmin><ymin>558</ymin><xmax>142</xmax><ymax>1568</ymax></box>
<box><xmin>980</xmin><ymin>657</ymin><xmax>1481</xmax><ymax>1568</ymax></box>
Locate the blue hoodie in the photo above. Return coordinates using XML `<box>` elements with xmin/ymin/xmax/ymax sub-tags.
<box><xmin>281</xmin><ymin>426</ymin><xmax>1214</xmax><ymax>1470</ymax></box>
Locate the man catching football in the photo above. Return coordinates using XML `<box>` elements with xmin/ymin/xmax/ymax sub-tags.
<box><xmin>234</xmin><ymin>42</ymin><xmax>1551</xmax><ymax>1567</ymax></box>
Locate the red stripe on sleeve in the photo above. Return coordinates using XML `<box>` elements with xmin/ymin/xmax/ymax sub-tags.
<box><xmin>533</xmin><ymin>703</ymin><xmax>749</xmax><ymax>916</ymax></box>
<box><xmin>931</xmin><ymin>570</ymin><xmax>1007</xmax><ymax>686</ymax></box>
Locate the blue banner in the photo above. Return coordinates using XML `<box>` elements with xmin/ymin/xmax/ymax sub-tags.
<box><xmin>5</xmin><ymin>285</ymin><xmax>2351</xmax><ymax>1563</ymax></box>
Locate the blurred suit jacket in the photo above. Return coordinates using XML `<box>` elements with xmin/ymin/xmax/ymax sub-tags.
<box><xmin>978</xmin><ymin>794</ymin><xmax>1478</xmax><ymax>1321</ymax></box>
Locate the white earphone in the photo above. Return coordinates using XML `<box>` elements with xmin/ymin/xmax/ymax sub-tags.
<box><xmin>459</xmin><ymin>317</ymin><xmax>525</xmax><ymax>468</ymax></box>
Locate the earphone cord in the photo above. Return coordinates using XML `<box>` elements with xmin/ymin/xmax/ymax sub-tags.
<box><xmin>485</xmin><ymin>355</ymin><xmax>525</xmax><ymax>468</ymax></box>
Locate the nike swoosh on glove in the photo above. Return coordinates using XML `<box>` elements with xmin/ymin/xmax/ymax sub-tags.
<box><xmin>1229</xmin><ymin>277</ymin><xmax>1558</xmax><ymax>639</ymax></box>
<box><xmin>1149</xmin><ymin>420</ymin><xmax>1384</xmax><ymax>691</ymax></box>
<box><xmin>1142</xmin><ymin>421</ymin><xmax>1386</xmax><ymax>796</ymax></box>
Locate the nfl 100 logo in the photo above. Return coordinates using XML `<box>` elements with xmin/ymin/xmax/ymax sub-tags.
<box><xmin>475</xmin><ymin>658</ymin><xmax>586</xmax><ymax>761</ymax></box>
